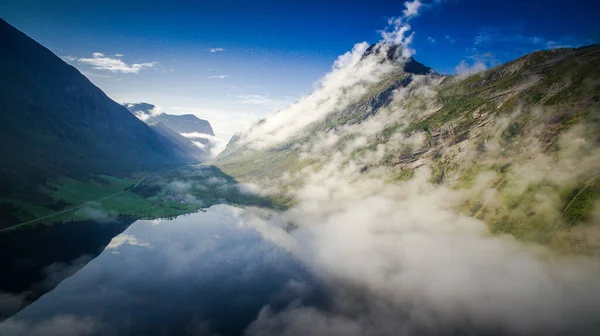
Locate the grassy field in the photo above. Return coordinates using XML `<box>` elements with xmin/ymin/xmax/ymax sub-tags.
<box><xmin>1</xmin><ymin>165</ymin><xmax>277</xmax><ymax>230</ymax></box>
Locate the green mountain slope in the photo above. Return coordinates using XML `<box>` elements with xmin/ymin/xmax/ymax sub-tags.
<box><xmin>215</xmin><ymin>44</ymin><xmax>600</xmax><ymax>253</ymax></box>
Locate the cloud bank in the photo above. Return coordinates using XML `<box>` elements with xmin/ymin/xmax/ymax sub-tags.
<box><xmin>234</xmin><ymin>42</ymin><xmax>397</xmax><ymax>149</ymax></box>
<box><xmin>243</xmin><ymin>113</ymin><xmax>600</xmax><ymax>335</ymax></box>
<box><xmin>220</xmin><ymin>1</ymin><xmax>600</xmax><ymax>334</ymax></box>
<box><xmin>77</xmin><ymin>53</ymin><xmax>156</xmax><ymax>73</ymax></box>
<box><xmin>231</xmin><ymin>0</ymin><xmax>437</xmax><ymax>150</ymax></box>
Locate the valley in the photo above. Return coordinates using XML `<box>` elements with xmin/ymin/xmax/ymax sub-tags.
<box><xmin>0</xmin><ymin>165</ymin><xmax>281</xmax><ymax>230</ymax></box>
<box><xmin>1</xmin><ymin>2</ymin><xmax>600</xmax><ymax>335</ymax></box>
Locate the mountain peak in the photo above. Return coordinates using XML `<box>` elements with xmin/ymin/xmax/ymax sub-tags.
<box><xmin>363</xmin><ymin>43</ymin><xmax>433</xmax><ymax>75</ymax></box>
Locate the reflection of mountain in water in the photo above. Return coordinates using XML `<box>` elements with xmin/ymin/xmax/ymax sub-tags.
<box><xmin>0</xmin><ymin>218</ymin><xmax>134</xmax><ymax>320</ymax></box>
<box><xmin>2</xmin><ymin>205</ymin><xmax>325</xmax><ymax>336</ymax></box>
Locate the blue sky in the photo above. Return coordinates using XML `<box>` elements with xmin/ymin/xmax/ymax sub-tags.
<box><xmin>2</xmin><ymin>0</ymin><xmax>598</xmax><ymax>140</ymax></box>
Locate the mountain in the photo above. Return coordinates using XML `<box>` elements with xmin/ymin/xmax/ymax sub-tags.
<box><xmin>149</xmin><ymin>122</ymin><xmax>206</xmax><ymax>162</ymax></box>
<box><xmin>126</xmin><ymin>102</ymin><xmax>216</xmax><ymax>156</ymax></box>
<box><xmin>215</xmin><ymin>43</ymin><xmax>600</xmax><ymax>253</ymax></box>
<box><xmin>125</xmin><ymin>103</ymin><xmax>215</xmax><ymax>136</ymax></box>
<box><xmin>0</xmin><ymin>19</ymin><xmax>201</xmax><ymax>201</ymax></box>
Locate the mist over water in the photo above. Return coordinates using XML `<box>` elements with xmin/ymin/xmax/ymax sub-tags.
<box><xmin>0</xmin><ymin>206</ymin><xmax>323</xmax><ymax>336</ymax></box>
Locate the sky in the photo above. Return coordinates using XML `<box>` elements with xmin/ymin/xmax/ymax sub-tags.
<box><xmin>2</xmin><ymin>0</ymin><xmax>599</xmax><ymax>141</ymax></box>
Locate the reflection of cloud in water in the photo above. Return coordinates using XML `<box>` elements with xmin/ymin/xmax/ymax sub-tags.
<box><xmin>1</xmin><ymin>205</ymin><xmax>321</xmax><ymax>336</ymax></box>
<box><xmin>105</xmin><ymin>234</ymin><xmax>151</xmax><ymax>249</ymax></box>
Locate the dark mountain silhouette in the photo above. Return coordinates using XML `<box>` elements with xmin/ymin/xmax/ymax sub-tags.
<box><xmin>0</xmin><ymin>19</ymin><xmax>200</xmax><ymax>200</ymax></box>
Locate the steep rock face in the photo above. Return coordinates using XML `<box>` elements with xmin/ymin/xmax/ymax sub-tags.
<box><xmin>215</xmin><ymin>43</ymin><xmax>600</xmax><ymax>252</ymax></box>
<box><xmin>0</xmin><ymin>19</ymin><xmax>197</xmax><ymax>199</ymax></box>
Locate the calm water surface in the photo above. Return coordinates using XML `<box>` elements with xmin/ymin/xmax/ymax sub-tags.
<box><xmin>1</xmin><ymin>205</ymin><xmax>322</xmax><ymax>335</ymax></box>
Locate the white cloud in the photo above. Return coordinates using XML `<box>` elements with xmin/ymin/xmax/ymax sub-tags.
<box><xmin>181</xmin><ymin>132</ymin><xmax>227</xmax><ymax>157</ymax></box>
<box><xmin>206</xmin><ymin>176</ymin><xmax>228</xmax><ymax>186</ymax></box>
<box><xmin>209</xmin><ymin>48</ymin><xmax>225</xmax><ymax>53</ymax></box>
<box><xmin>181</xmin><ymin>132</ymin><xmax>212</xmax><ymax>138</ymax></box>
<box><xmin>191</xmin><ymin>140</ymin><xmax>207</xmax><ymax>150</ymax></box>
<box><xmin>403</xmin><ymin>0</ymin><xmax>422</xmax><ymax>17</ymax></box>
<box><xmin>454</xmin><ymin>60</ymin><xmax>487</xmax><ymax>79</ymax></box>
<box><xmin>427</xmin><ymin>36</ymin><xmax>436</xmax><ymax>43</ymax></box>
<box><xmin>167</xmin><ymin>181</ymin><xmax>193</xmax><ymax>193</ymax></box>
<box><xmin>236</xmin><ymin>42</ymin><xmax>398</xmax><ymax>149</ymax></box>
<box><xmin>235</xmin><ymin>182</ymin><xmax>261</xmax><ymax>195</ymax></box>
<box><xmin>77</xmin><ymin>53</ymin><xmax>156</xmax><ymax>73</ymax></box>
<box><xmin>379</xmin><ymin>0</ymin><xmax>428</xmax><ymax>58</ymax></box>
<box><xmin>130</xmin><ymin>105</ymin><xmax>162</xmax><ymax>121</ymax></box>
<box><xmin>445</xmin><ymin>34</ymin><xmax>455</xmax><ymax>43</ymax></box>
<box><xmin>207</xmin><ymin>75</ymin><xmax>228</xmax><ymax>79</ymax></box>
<box><xmin>114</xmin><ymin>53</ymin><xmax>124</xmax><ymax>57</ymax></box>
<box><xmin>380</xmin><ymin>17</ymin><xmax>415</xmax><ymax>57</ymax></box>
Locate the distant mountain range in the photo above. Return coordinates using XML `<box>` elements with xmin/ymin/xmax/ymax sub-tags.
<box><xmin>125</xmin><ymin>102</ymin><xmax>217</xmax><ymax>150</ymax></box>
<box><xmin>125</xmin><ymin>103</ymin><xmax>214</xmax><ymax>136</ymax></box>
<box><xmin>0</xmin><ymin>19</ymin><xmax>205</xmax><ymax>204</ymax></box>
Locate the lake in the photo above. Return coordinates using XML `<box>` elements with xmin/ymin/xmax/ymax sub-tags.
<box><xmin>0</xmin><ymin>205</ymin><xmax>323</xmax><ymax>335</ymax></box>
